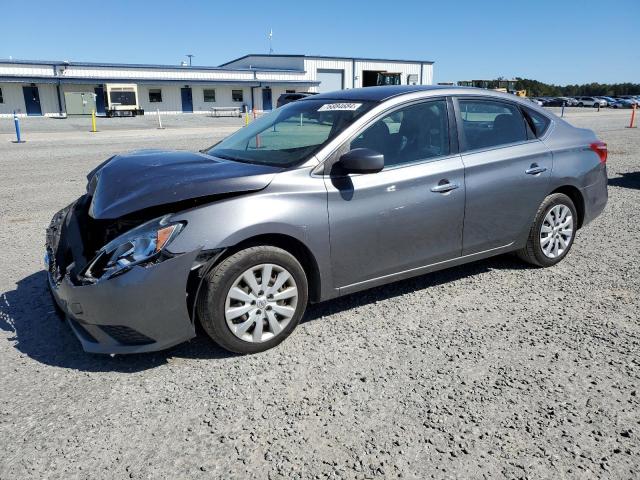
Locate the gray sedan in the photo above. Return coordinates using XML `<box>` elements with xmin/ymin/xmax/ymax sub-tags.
<box><xmin>46</xmin><ymin>86</ymin><xmax>608</xmax><ymax>354</ymax></box>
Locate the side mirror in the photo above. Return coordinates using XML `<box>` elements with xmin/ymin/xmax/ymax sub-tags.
<box><xmin>336</xmin><ymin>148</ymin><xmax>384</xmax><ymax>174</ymax></box>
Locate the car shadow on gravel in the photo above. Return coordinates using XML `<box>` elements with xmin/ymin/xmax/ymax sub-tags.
<box><xmin>609</xmin><ymin>171</ymin><xmax>640</xmax><ymax>190</ymax></box>
<box><xmin>2</xmin><ymin>255</ymin><xmax>529</xmax><ymax>372</ymax></box>
<box><xmin>0</xmin><ymin>271</ymin><xmax>238</xmax><ymax>373</ymax></box>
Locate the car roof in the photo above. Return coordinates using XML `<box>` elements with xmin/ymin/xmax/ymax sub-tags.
<box><xmin>298</xmin><ymin>85</ymin><xmax>554</xmax><ymax>115</ymax></box>
<box><xmin>306</xmin><ymin>85</ymin><xmax>459</xmax><ymax>102</ymax></box>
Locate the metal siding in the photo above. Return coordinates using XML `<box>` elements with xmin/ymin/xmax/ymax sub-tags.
<box><xmin>62</xmin><ymin>66</ymin><xmax>256</xmax><ymax>82</ymax></box>
<box><xmin>255</xmin><ymin>71</ymin><xmax>308</xmax><ymax>82</ymax></box>
<box><xmin>421</xmin><ymin>64</ymin><xmax>433</xmax><ymax>85</ymax></box>
<box><xmin>138</xmin><ymin>85</ymin><xmax>182</xmax><ymax>113</ymax></box>
<box><xmin>37</xmin><ymin>83</ymin><xmax>59</xmax><ymax>115</ymax></box>
<box><xmin>0</xmin><ymin>83</ymin><xmax>26</xmax><ymax>115</ymax></box>
<box><xmin>0</xmin><ymin>63</ymin><xmax>54</xmax><ymax>78</ymax></box>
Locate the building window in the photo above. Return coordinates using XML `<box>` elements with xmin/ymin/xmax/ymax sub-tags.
<box><xmin>0</xmin><ymin>87</ymin><xmax>3</xmax><ymax>103</ymax></box>
<box><xmin>203</xmin><ymin>89</ymin><xmax>216</xmax><ymax>102</ymax></box>
<box><xmin>148</xmin><ymin>89</ymin><xmax>162</xmax><ymax>103</ymax></box>
<box><xmin>232</xmin><ymin>89</ymin><xmax>243</xmax><ymax>102</ymax></box>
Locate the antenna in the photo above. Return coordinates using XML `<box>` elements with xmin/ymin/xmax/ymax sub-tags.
<box><xmin>268</xmin><ymin>29</ymin><xmax>273</xmax><ymax>55</ymax></box>
<box><xmin>185</xmin><ymin>54</ymin><xmax>194</xmax><ymax>67</ymax></box>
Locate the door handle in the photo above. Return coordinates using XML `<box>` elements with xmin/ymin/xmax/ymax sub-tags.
<box><xmin>525</xmin><ymin>164</ymin><xmax>547</xmax><ymax>175</ymax></box>
<box><xmin>430</xmin><ymin>182</ymin><xmax>459</xmax><ymax>193</ymax></box>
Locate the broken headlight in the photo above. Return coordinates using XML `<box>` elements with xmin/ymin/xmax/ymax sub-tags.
<box><xmin>82</xmin><ymin>215</ymin><xmax>184</xmax><ymax>281</ymax></box>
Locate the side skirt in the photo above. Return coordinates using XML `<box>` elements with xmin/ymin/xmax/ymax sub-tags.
<box><xmin>337</xmin><ymin>242</ymin><xmax>515</xmax><ymax>297</ymax></box>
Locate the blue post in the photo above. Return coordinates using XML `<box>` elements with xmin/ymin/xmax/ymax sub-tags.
<box><xmin>561</xmin><ymin>102</ymin><xmax>565</xmax><ymax>118</ymax></box>
<box><xmin>13</xmin><ymin>111</ymin><xmax>24</xmax><ymax>143</ymax></box>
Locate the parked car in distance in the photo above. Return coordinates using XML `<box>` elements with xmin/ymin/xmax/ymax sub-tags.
<box><xmin>528</xmin><ymin>97</ymin><xmax>544</xmax><ymax>106</ymax></box>
<box><xmin>595</xmin><ymin>96</ymin><xmax>617</xmax><ymax>106</ymax></box>
<box><xmin>541</xmin><ymin>97</ymin><xmax>567</xmax><ymax>107</ymax></box>
<box><xmin>560</xmin><ymin>97</ymin><xmax>579</xmax><ymax>106</ymax></box>
<box><xmin>46</xmin><ymin>85</ymin><xmax>609</xmax><ymax>355</ymax></box>
<box><xmin>616</xmin><ymin>95</ymin><xmax>639</xmax><ymax>106</ymax></box>
<box><xmin>610</xmin><ymin>98</ymin><xmax>634</xmax><ymax>108</ymax></box>
<box><xmin>276</xmin><ymin>92</ymin><xmax>318</xmax><ymax>108</ymax></box>
<box><xmin>575</xmin><ymin>96</ymin><xmax>607</xmax><ymax>107</ymax></box>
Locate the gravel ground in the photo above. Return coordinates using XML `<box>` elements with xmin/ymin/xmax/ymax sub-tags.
<box><xmin>0</xmin><ymin>108</ymin><xmax>638</xmax><ymax>479</ymax></box>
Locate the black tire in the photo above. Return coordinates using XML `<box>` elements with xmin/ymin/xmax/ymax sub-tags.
<box><xmin>517</xmin><ymin>193</ymin><xmax>578</xmax><ymax>267</ymax></box>
<box><xmin>196</xmin><ymin>246</ymin><xmax>308</xmax><ymax>354</ymax></box>
<box><xmin>578</xmin><ymin>102</ymin><xmax>584</xmax><ymax>107</ymax></box>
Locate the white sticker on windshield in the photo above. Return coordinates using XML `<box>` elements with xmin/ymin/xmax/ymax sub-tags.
<box><xmin>318</xmin><ymin>103</ymin><xmax>362</xmax><ymax>112</ymax></box>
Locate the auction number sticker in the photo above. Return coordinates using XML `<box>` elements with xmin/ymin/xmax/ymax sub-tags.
<box><xmin>318</xmin><ymin>103</ymin><xmax>362</xmax><ymax>112</ymax></box>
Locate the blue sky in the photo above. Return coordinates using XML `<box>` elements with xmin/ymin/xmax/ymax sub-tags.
<box><xmin>2</xmin><ymin>0</ymin><xmax>638</xmax><ymax>85</ymax></box>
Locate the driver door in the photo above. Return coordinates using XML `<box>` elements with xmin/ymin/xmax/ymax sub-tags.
<box><xmin>324</xmin><ymin>99</ymin><xmax>465</xmax><ymax>291</ymax></box>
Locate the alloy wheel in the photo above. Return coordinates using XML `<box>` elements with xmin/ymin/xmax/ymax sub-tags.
<box><xmin>224</xmin><ymin>263</ymin><xmax>298</xmax><ymax>343</ymax></box>
<box><xmin>540</xmin><ymin>204</ymin><xmax>574</xmax><ymax>259</ymax></box>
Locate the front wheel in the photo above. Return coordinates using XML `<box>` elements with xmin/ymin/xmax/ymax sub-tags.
<box><xmin>197</xmin><ymin>246</ymin><xmax>308</xmax><ymax>354</ymax></box>
<box><xmin>517</xmin><ymin>193</ymin><xmax>577</xmax><ymax>267</ymax></box>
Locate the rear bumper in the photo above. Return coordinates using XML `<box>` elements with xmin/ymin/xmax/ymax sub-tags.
<box><xmin>46</xmin><ymin>202</ymin><xmax>200</xmax><ymax>354</ymax></box>
<box><xmin>580</xmin><ymin>165</ymin><xmax>608</xmax><ymax>226</ymax></box>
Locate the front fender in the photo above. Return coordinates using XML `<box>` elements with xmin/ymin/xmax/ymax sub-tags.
<box><xmin>166</xmin><ymin>168</ymin><xmax>336</xmax><ymax>300</ymax></box>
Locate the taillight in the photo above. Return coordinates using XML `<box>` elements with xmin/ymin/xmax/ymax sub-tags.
<box><xmin>589</xmin><ymin>141</ymin><xmax>607</xmax><ymax>163</ymax></box>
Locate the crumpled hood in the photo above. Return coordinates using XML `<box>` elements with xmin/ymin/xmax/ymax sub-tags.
<box><xmin>86</xmin><ymin>150</ymin><xmax>281</xmax><ymax>219</ymax></box>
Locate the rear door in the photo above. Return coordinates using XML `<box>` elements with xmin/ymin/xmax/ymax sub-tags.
<box><xmin>325</xmin><ymin>98</ymin><xmax>465</xmax><ymax>289</ymax></box>
<box><xmin>455</xmin><ymin>97</ymin><xmax>552</xmax><ymax>255</ymax></box>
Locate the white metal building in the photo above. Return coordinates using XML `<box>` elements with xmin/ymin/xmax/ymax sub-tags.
<box><xmin>0</xmin><ymin>54</ymin><xmax>433</xmax><ymax>117</ymax></box>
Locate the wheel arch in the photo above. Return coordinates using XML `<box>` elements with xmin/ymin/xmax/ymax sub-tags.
<box><xmin>551</xmin><ymin>185</ymin><xmax>585</xmax><ymax>228</ymax></box>
<box><xmin>227</xmin><ymin>233</ymin><xmax>322</xmax><ymax>303</ymax></box>
<box><xmin>189</xmin><ymin>233</ymin><xmax>322</xmax><ymax>322</ymax></box>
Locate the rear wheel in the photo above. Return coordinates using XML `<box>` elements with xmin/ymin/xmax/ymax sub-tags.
<box><xmin>578</xmin><ymin>102</ymin><xmax>584</xmax><ymax>107</ymax></box>
<box><xmin>517</xmin><ymin>193</ymin><xmax>577</xmax><ymax>267</ymax></box>
<box><xmin>197</xmin><ymin>246</ymin><xmax>308</xmax><ymax>354</ymax></box>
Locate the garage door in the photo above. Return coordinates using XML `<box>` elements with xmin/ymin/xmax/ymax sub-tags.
<box><xmin>317</xmin><ymin>69</ymin><xmax>344</xmax><ymax>93</ymax></box>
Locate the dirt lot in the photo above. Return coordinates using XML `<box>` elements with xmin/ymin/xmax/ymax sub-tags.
<box><xmin>0</xmin><ymin>108</ymin><xmax>638</xmax><ymax>479</ymax></box>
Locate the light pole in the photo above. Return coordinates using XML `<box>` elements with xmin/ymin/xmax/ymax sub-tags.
<box><xmin>186</xmin><ymin>54</ymin><xmax>194</xmax><ymax>67</ymax></box>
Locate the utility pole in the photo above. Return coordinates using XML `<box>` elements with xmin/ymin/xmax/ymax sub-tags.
<box><xmin>186</xmin><ymin>54</ymin><xmax>194</xmax><ymax>67</ymax></box>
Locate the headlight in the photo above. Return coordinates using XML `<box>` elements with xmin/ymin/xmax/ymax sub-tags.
<box><xmin>82</xmin><ymin>215</ymin><xmax>184</xmax><ymax>281</ymax></box>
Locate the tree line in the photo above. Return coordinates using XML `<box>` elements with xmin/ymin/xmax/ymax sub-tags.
<box><xmin>514</xmin><ymin>78</ymin><xmax>640</xmax><ymax>97</ymax></box>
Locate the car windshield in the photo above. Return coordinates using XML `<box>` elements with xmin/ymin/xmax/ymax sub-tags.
<box><xmin>207</xmin><ymin>99</ymin><xmax>375</xmax><ymax>167</ymax></box>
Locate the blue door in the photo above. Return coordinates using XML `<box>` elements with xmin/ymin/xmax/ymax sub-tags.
<box><xmin>262</xmin><ymin>88</ymin><xmax>272</xmax><ymax>111</ymax></box>
<box><xmin>22</xmin><ymin>86</ymin><xmax>42</xmax><ymax>116</ymax></box>
<box><xmin>94</xmin><ymin>86</ymin><xmax>106</xmax><ymax>115</ymax></box>
<box><xmin>181</xmin><ymin>87</ymin><xmax>193</xmax><ymax>113</ymax></box>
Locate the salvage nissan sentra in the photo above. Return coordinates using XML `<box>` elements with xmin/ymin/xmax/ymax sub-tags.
<box><xmin>46</xmin><ymin>86</ymin><xmax>608</xmax><ymax>354</ymax></box>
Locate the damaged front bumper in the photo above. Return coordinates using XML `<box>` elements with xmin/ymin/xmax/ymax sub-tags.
<box><xmin>46</xmin><ymin>202</ymin><xmax>201</xmax><ymax>354</ymax></box>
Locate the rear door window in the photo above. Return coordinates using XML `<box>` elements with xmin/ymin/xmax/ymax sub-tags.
<box><xmin>458</xmin><ymin>99</ymin><xmax>528</xmax><ymax>151</ymax></box>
